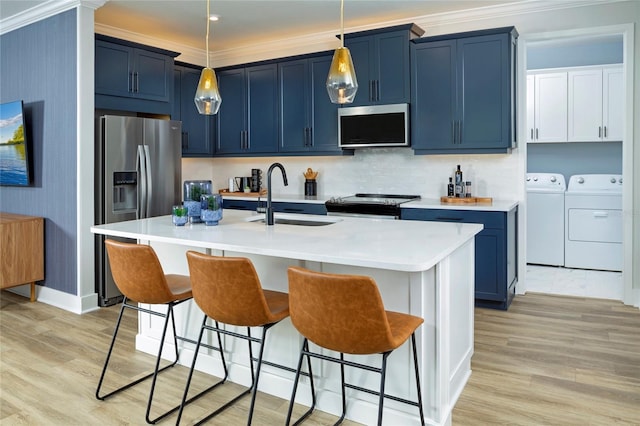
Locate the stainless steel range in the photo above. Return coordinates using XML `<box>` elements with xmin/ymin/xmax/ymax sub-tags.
<box><xmin>325</xmin><ymin>193</ymin><xmax>421</xmax><ymax>219</ymax></box>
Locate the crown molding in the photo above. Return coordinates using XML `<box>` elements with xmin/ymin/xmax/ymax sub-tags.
<box><xmin>9</xmin><ymin>0</ymin><xmax>629</xmax><ymax>64</ymax></box>
<box><xmin>0</xmin><ymin>0</ymin><xmax>106</xmax><ymax>35</ymax></box>
<box><xmin>412</xmin><ymin>0</ymin><xmax>627</xmax><ymax>32</ymax></box>
<box><xmin>96</xmin><ymin>0</ymin><xmax>629</xmax><ymax>67</ymax></box>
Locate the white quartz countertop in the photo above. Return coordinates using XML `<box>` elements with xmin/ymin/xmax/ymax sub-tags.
<box><xmin>91</xmin><ymin>210</ymin><xmax>482</xmax><ymax>273</ymax></box>
<box><xmin>222</xmin><ymin>193</ymin><xmax>518</xmax><ymax>212</ymax></box>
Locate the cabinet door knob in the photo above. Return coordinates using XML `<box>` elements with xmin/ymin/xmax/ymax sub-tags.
<box><xmin>604</xmin><ymin>126</ymin><xmax>607</xmax><ymax>138</ymax></box>
<box><xmin>535</xmin><ymin>128</ymin><xmax>539</xmax><ymax>140</ymax></box>
<box><xmin>599</xmin><ymin>126</ymin><xmax>602</xmax><ymax>138</ymax></box>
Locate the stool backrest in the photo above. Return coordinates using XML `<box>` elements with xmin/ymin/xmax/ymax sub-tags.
<box><xmin>186</xmin><ymin>251</ymin><xmax>274</xmax><ymax>326</ymax></box>
<box><xmin>104</xmin><ymin>239</ymin><xmax>176</xmax><ymax>304</ymax></box>
<box><xmin>287</xmin><ymin>266</ymin><xmax>394</xmax><ymax>355</ymax></box>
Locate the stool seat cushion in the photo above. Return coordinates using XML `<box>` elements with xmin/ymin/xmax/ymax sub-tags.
<box><xmin>166</xmin><ymin>274</ymin><xmax>193</xmax><ymax>299</ymax></box>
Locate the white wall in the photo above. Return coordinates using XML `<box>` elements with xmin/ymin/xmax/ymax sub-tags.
<box><xmin>183</xmin><ymin>150</ymin><xmax>519</xmax><ymax>201</ymax></box>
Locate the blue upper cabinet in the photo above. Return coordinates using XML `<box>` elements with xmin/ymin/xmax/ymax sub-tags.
<box><xmin>95</xmin><ymin>35</ymin><xmax>178</xmax><ymax>114</ymax></box>
<box><xmin>173</xmin><ymin>64</ymin><xmax>215</xmax><ymax>157</ymax></box>
<box><xmin>344</xmin><ymin>24</ymin><xmax>424</xmax><ymax>106</ymax></box>
<box><xmin>279</xmin><ymin>54</ymin><xmax>343</xmax><ymax>154</ymax></box>
<box><xmin>411</xmin><ymin>27</ymin><xmax>518</xmax><ymax>154</ymax></box>
<box><xmin>216</xmin><ymin>64</ymin><xmax>278</xmax><ymax>156</ymax></box>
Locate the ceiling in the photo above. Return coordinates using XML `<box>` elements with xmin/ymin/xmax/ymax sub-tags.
<box><xmin>2</xmin><ymin>0</ymin><xmax>527</xmax><ymax>52</ymax></box>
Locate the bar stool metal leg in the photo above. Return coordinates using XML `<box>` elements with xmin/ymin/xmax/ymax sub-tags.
<box><xmin>175</xmin><ymin>317</ymin><xmax>228</xmax><ymax>425</ymax></box>
<box><xmin>95</xmin><ymin>298</ymin><xmax>184</xmax><ymax>425</ymax></box>
<box><xmin>338</xmin><ymin>352</ymin><xmax>347</xmax><ymax>424</ymax></box>
<box><xmin>411</xmin><ymin>334</ymin><xmax>426</xmax><ymax>425</ymax></box>
<box><xmin>286</xmin><ymin>338</ymin><xmax>316</xmax><ymax>426</ymax></box>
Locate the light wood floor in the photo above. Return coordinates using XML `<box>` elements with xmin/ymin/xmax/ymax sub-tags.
<box><xmin>1</xmin><ymin>291</ymin><xmax>639</xmax><ymax>425</ymax></box>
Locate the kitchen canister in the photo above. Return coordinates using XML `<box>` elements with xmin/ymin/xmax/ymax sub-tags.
<box><xmin>200</xmin><ymin>194</ymin><xmax>223</xmax><ymax>226</ymax></box>
<box><xmin>183</xmin><ymin>180</ymin><xmax>212</xmax><ymax>223</ymax></box>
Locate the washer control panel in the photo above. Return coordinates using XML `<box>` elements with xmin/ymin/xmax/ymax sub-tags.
<box><xmin>526</xmin><ymin>173</ymin><xmax>566</xmax><ymax>190</ymax></box>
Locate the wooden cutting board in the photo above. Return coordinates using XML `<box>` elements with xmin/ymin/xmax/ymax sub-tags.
<box><xmin>440</xmin><ymin>196</ymin><xmax>493</xmax><ymax>204</ymax></box>
<box><xmin>219</xmin><ymin>189</ymin><xmax>267</xmax><ymax>197</ymax></box>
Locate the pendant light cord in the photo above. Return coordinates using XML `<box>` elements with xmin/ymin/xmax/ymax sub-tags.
<box><xmin>340</xmin><ymin>0</ymin><xmax>344</xmax><ymax>48</ymax></box>
<box><xmin>206</xmin><ymin>0</ymin><xmax>210</xmax><ymax>68</ymax></box>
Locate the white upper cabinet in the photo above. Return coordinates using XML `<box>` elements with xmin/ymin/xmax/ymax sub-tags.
<box><xmin>528</xmin><ymin>72</ymin><xmax>568</xmax><ymax>143</ymax></box>
<box><xmin>567</xmin><ymin>65</ymin><xmax>623</xmax><ymax>142</ymax></box>
<box><xmin>527</xmin><ymin>65</ymin><xmax>623</xmax><ymax>143</ymax></box>
<box><xmin>602</xmin><ymin>67</ymin><xmax>623</xmax><ymax>141</ymax></box>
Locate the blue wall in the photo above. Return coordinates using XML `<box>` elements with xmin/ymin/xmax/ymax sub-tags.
<box><xmin>528</xmin><ymin>36</ymin><xmax>623</xmax><ymax>69</ymax></box>
<box><xmin>527</xmin><ymin>142</ymin><xmax>623</xmax><ymax>183</ymax></box>
<box><xmin>0</xmin><ymin>10</ymin><xmax>78</xmax><ymax>295</ymax></box>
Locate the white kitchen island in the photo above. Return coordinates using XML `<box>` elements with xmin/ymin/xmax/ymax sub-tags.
<box><xmin>91</xmin><ymin>209</ymin><xmax>482</xmax><ymax>425</ymax></box>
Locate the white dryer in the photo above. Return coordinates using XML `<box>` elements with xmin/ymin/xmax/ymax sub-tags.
<box><xmin>526</xmin><ymin>173</ymin><xmax>566</xmax><ymax>266</ymax></box>
<box><xmin>565</xmin><ymin>174</ymin><xmax>622</xmax><ymax>271</ymax></box>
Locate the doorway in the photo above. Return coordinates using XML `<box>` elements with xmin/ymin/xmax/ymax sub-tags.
<box><xmin>520</xmin><ymin>24</ymin><xmax>634</xmax><ymax>304</ymax></box>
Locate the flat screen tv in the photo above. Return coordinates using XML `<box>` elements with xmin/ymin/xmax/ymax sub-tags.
<box><xmin>0</xmin><ymin>100</ymin><xmax>31</xmax><ymax>186</ymax></box>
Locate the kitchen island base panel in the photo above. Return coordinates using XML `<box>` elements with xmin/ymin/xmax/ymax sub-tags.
<box><xmin>133</xmin><ymin>242</ymin><xmax>475</xmax><ymax>426</ymax></box>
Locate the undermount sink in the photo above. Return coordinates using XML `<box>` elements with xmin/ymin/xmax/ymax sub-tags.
<box><xmin>245</xmin><ymin>214</ymin><xmax>341</xmax><ymax>227</ymax></box>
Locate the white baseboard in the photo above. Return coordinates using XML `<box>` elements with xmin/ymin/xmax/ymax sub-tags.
<box><xmin>6</xmin><ymin>285</ymin><xmax>99</xmax><ymax>314</ymax></box>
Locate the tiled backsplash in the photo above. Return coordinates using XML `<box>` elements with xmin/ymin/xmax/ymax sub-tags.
<box><xmin>182</xmin><ymin>148</ymin><xmax>521</xmax><ymax>200</ymax></box>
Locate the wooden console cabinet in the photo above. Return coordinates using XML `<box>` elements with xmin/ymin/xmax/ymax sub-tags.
<box><xmin>0</xmin><ymin>213</ymin><xmax>44</xmax><ymax>302</ymax></box>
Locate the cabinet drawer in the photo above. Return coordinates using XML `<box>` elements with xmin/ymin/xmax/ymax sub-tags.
<box><xmin>273</xmin><ymin>202</ymin><xmax>327</xmax><ymax>215</ymax></box>
<box><xmin>401</xmin><ymin>208</ymin><xmax>505</xmax><ymax>229</ymax></box>
<box><xmin>223</xmin><ymin>200</ymin><xmax>258</xmax><ymax>211</ymax></box>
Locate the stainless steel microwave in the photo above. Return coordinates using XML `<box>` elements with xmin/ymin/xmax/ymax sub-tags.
<box><xmin>338</xmin><ymin>103</ymin><xmax>409</xmax><ymax>148</ymax></box>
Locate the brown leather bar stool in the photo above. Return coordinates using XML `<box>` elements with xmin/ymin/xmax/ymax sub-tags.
<box><xmin>286</xmin><ymin>266</ymin><xmax>426</xmax><ymax>426</ymax></box>
<box><xmin>96</xmin><ymin>239</ymin><xmax>192</xmax><ymax>424</ymax></box>
<box><xmin>176</xmin><ymin>251</ymin><xmax>290</xmax><ymax>425</ymax></box>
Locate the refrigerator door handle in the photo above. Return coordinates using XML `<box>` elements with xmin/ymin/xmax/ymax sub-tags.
<box><xmin>137</xmin><ymin>145</ymin><xmax>147</xmax><ymax>219</ymax></box>
<box><xmin>143</xmin><ymin>144</ymin><xmax>153</xmax><ymax>218</ymax></box>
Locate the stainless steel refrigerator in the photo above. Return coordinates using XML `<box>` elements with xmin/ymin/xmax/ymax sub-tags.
<box><xmin>95</xmin><ymin>115</ymin><xmax>182</xmax><ymax>306</ymax></box>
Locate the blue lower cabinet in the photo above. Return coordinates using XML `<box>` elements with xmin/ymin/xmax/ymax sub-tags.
<box><xmin>273</xmin><ymin>202</ymin><xmax>327</xmax><ymax>215</ymax></box>
<box><xmin>401</xmin><ymin>207</ymin><xmax>517</xmax><ymax>310</ymax></box>
<box><xmin>223</xmin><ymin>200</ymin><xmax>326</xmax><ymax>215</ymax></box>
<box><xmin>223</xmin><ymin>200</ymin><xmax>258</xmax><ymax>211</ymax></box>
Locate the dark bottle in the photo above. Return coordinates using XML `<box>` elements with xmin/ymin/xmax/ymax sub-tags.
<box><xmin>454</xmin><ymin>165</ymin><xmax>463</xmax><ymax>197</ymax></box>
<box><xmin>447</xmin><ymin>177</ymin><xmax>454</xmax><ymax>197</ymax></box>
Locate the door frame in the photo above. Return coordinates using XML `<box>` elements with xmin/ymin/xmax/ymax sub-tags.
<box><xmin>519</xmin><ymin>23</ymin><xmax>636</xmax><ymax>307</ymax></box>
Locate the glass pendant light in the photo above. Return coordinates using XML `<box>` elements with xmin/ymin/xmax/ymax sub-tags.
<box><xmin>194</xmin><ymin>0</ymin><xmax>222</xmax><ymax>115</ymax></box>
<box><xmin>326</xmin><ymin>0</ymin><xmax>358</xmax><ymax>104</ymax></box>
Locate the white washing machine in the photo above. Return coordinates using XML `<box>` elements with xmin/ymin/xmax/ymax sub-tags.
<box><xmin>526</xmin><ymin>172</ymin><xmax>566</xmax><ymax>266</ymax></box>
<box><xmin>565</xmin><ymin>174</ymin><xmax>623</xmax><ymax>271</ymax></box>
